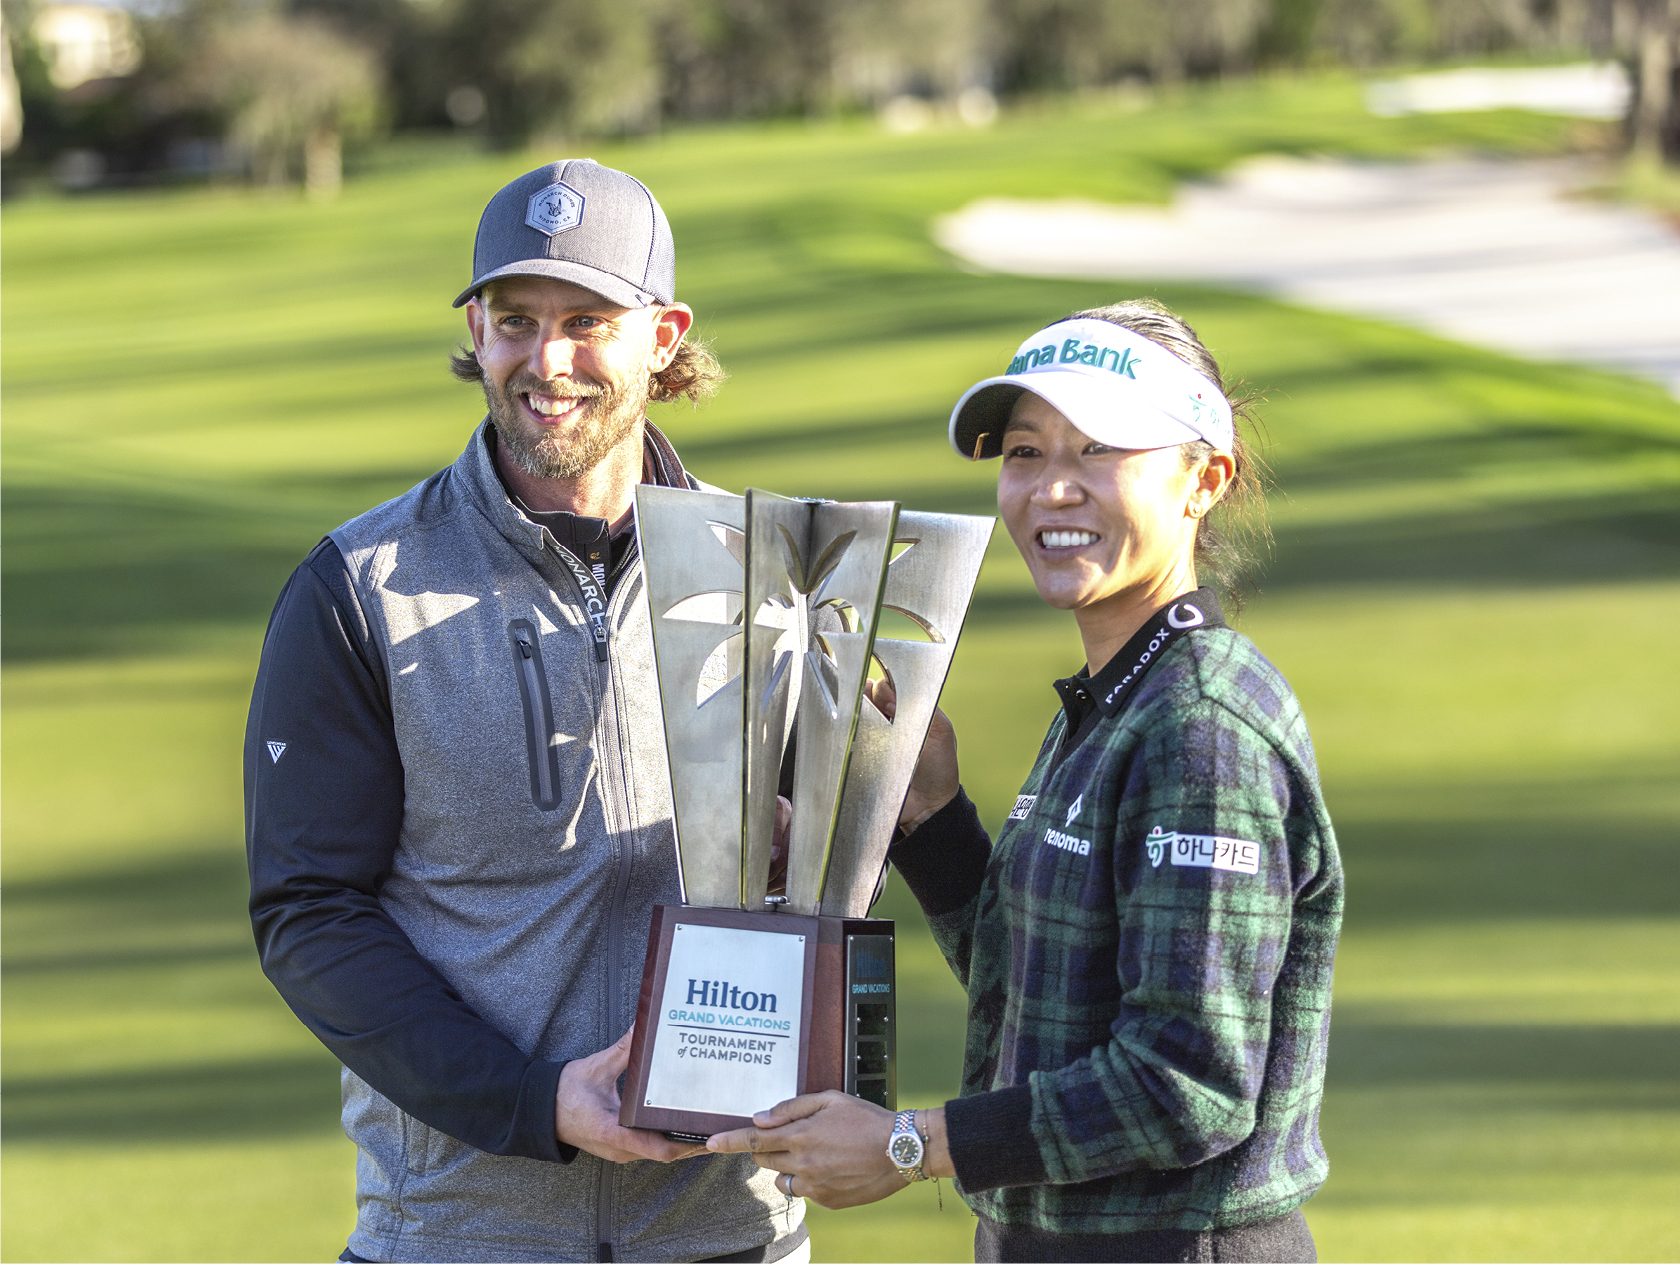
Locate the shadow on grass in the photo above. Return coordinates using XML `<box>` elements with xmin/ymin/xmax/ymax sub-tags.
<box><xmin>2</xmin><ymin>1053</ymin><xmax>344</xmax><ymax>1144</ymax></box>
<box><xmin>7</xmin><ymin>1020</ymin><xmax>1670</xmax><ymax>1146</ymax></box>
<box><xmin>1324</xmin><ymin>1021</ymin><xmax>1680</xmax><ymax>1088</ymax></box>
<box><xmin>7</xmin><ymin>307</ymin><xmax>1677</xmax><ymax>665</ymax></box>
<box><xmin>0</xmin><ymin>472</ymin><xmax>433</xmax><ymax>662</ymax></box>
<box><xmin>1329</xmin><ymin>769</ymin><xmax>1679</xmax><ymax>925</ymax></box>
<box><xmin>1270</xmin><ymin>487</ymin><xmax>1679</xmax><ymax>587</ymax></box>
<box><xmin>2</xmin><ymin>849</ymin><xmax>252</xmax><ymax>971</ymax></box>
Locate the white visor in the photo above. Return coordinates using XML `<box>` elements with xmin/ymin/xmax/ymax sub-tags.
<box><xmin>949</xmin><ymin>318</ymin><xmax>1234</xmax><ymax>460</ymax></box>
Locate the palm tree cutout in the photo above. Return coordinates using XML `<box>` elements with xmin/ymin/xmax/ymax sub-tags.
<box><xmin>777</xmin><ymin>526</ymin><xmax>855</xmax><ymax>595</ymax></box>
<box><xmin>773</xmin><ymin>525</ymin><xmax>862</xmax><ymax>718</ymax></box>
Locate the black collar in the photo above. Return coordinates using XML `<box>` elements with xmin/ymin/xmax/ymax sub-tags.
<box><xmin>1085</xmin><ymin>587</ymin><xmax>1225</xmax><ymax>717</ymax></box>
<box><xmin>1050</xmin><ymin>587</ymin><xmax>1226</xmax><ymax>773</ymax></box>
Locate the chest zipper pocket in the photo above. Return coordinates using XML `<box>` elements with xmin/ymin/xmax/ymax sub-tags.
<box><xmin>508</xmin><ymin>619</ymin><xmax>563</xmax><ymax>811</ymax></box>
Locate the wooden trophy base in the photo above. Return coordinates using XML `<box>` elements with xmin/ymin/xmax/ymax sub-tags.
<box><xmin>619</xmin><ymin>904</ymin><xmax>896</xmax><ymax>1138</ymax></box>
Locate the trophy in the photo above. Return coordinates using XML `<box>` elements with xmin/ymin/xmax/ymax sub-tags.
<box><xmin>620</xmin><ymin>487</ymin><xmax>992</xmax><ymax>1138</ymax></box>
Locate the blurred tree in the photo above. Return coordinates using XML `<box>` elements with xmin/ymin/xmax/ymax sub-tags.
<box><xmin>655</xmin><ymin>0</ymin><xmax>989</xmax><ymax>118</ymax></box>
<box><xmin>1625</xmin><ymin>0</ymin><xmax>1677</xmax><ymax>162</ymax></box>
<box><xmin>175</xmin><ymin>11</ymin><xmax>382</xmax><ymax>194</ymax></box>
<box><xmin>289</xmin><ymin>0</ymin><xmax>455</xmax><ymax>131</ymax></box>
<box><xmin>434</xmin><ymin>0</ymin><xmax>660</xmax><ymax>147</ymax></box>
<box><xmin>1312</xmin><ymin>0</ymin><xmax>1433</xmax><ymax>66</ymax></box>
<box><xmin>832</xmin><ymin>0</ymin><xmax>992</xmax><ymax>104</ymax></box>
<box><xmin>657</xmin><ymin>0</ymin><xmax>838</xmax><ymax>118</ymax></box>
<box><xmin>1255</xmin><ymin>0</ymin><xmax>1324</xmax><ymax>64</ymax></box>
<box><xmin>5</xmin><ymin>0</ymin><xmax>1674</xmax><ymax>182</ymax></box>
<box><xmin>990</xmin><ymin>0</ymin><xmax>1268</xmax><ymax>91</ymax></box>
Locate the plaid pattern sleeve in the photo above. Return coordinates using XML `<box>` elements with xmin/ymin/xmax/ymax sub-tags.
<box><xmin>889</xmin><ymin>789</ymin><xmax>994</xmax><ymax>988</ymax></box>
<box><xmin>945</xmin><ymin>628</ymin><xmax>1343</xmax><ymax>1234</ymax></box>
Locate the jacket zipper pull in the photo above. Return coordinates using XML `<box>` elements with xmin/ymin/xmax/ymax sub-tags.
<box><xmin>515</xmin><ymin>630</ymin><xmax>534</xmax><ymax>659</ymax></box>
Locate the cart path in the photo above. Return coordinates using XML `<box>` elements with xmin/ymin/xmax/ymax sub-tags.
<box><xmin>935</xmin><ymin>156</ymin><xmax>1680</xmax><ymax>397</ymax></box>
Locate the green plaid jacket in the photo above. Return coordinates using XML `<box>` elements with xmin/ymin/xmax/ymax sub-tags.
<box><xmin>891</xmin><ymin>620</ymin><xmax>1342</xmax><ymax>1234</ymax></box>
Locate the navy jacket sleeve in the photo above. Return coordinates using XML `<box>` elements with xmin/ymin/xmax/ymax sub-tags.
<box><xmin>244</xmin><ymin>538</ymin><xmax>573</xmax><ymax>1162</ymax></box>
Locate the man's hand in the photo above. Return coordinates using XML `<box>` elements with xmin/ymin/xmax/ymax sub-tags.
<box><xmin>706</xmin><ymin>1091</ymin><xmax>908</xmax><ymax>1210</ymax></box>
<box><xmin>556</xmin><ymin>1028</ymin><xmax>707</xmax><ymax>1164</ymax></box>
<box><xmin>863</xmin><ymin>678</ymin><xmax>959</xmax><ymax>831</ymax></box>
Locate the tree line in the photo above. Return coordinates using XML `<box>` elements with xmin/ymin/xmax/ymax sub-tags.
<box><xmin>2</xmin><ymin>0</ymin><xmax>1675</xmax><ymax>189</ymax></box>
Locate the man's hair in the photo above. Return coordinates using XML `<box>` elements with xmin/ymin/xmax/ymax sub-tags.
<box><xmin>449</xmin><ymin>327</ymin><xmax>727</xmax><ymax>406</ymax></box>
<box><xmin>1063</xmin><ymin>300</ymin><xmax>1272</xmax><ymax>610</ymax></box>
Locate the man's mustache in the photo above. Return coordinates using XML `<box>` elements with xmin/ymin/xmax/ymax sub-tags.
<box><xmin>504</xmin><ymin>373</ymin><xmax>606</xmax><ymax>401</ymax></box>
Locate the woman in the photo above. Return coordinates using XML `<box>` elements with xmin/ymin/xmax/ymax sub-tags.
<box><xmin>709</xmin><ymin>301</ymin><xmax>1343</xmax><ymax>1263</ymax></box>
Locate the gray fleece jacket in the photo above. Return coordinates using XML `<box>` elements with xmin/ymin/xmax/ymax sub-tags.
<box><xmin>245</xmin><ymin>422</ymin><xmax>802</xmax><ymax>1262</ymax></box>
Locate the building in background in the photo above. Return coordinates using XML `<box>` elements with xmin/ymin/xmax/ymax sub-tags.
<box><xmin>31</xmin><ymin>3</ymin><xmax>140</xmax><ymax>91</ymax></box>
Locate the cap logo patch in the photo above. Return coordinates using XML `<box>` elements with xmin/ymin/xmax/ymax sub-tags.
<box><xmin>526</xmin><ymin>181</ymin><xmax>585</xmax><ymax>237</ymax></box>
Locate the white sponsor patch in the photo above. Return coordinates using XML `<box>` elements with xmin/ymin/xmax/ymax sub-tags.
<box><xmin>1007</xmin><ymin>794</ymin><xmax>1036</xmax><ymax>821</ymax></box>
<box><xmin>1043</xmin><ymin>826</ymin><xmax>1090</xmax><ymax>857</ymax></box>
<box><xmin>526</xmin><ymin>181</ymin><xmax>585</xmax><ymax>236</ymax></box>
<box><xmin>1145</xmin><ymin>826</ymin><xmax>1259</xmax><ymax>874</ymax></box>
<box><xmin>266</xmin><ymin>741</ymin><xmax>287</xmax><ymax>764</ymax></box>
<box><xmin>1065</xmin><ymin>793</ymin><xmax>1084</xmax><ymax>826</ymax></box>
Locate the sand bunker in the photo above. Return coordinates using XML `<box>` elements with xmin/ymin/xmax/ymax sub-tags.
<box><xmin>936</xmin><ymin>155</ymin><xmax>1680</xmax><ymax>396</ymax></box>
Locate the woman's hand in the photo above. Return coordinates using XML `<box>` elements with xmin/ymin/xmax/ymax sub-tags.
<box><xmin>863</xmin><ymin>678</ymin><xmax>959</xmax><ymax>831</ymax></box>
<box><xmin>706</xmin><ymin>1091</ymin><xmax>910</xmax><ymax>1209</ymax></box>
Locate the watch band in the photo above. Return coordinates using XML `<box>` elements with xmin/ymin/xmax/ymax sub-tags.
<box><xmin>886</xmin><ymin>1109</ymin><xmax>927</xmax><ymax>1181</ymax></box>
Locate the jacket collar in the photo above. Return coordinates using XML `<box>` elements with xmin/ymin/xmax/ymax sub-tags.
<box><xmin>455</xmin><ymin>417</ymin><xmax>695</xmax><ymax>569</ymax></box>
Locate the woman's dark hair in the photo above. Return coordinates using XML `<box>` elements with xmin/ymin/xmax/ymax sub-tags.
<box><xmin>1064</xmin><ymin>300</ymin><xmax>1271</xmax><ymax>611</ymax></box>
<box><xmin>449</xmin><ymin>321</ymin><xmax>727</xmax><ymax>407</ymax></box>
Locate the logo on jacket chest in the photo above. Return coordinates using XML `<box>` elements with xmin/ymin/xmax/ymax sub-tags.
<box><xmin>1042</xmin><ymin>826</ymin><xmax>1090</xmax><ymax>857</ymax></box>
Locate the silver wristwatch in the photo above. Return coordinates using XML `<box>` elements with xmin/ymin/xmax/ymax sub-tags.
<box><xmin>886</xmin><ymin>1110</ymin><xmax>926</xmax><ymax>1181</ymax></box>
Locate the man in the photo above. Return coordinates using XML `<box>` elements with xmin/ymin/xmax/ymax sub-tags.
<box><xmin>245</xmin><ymin>160</ymin><xmax>808</xmax><ymax>1263</ymax></box>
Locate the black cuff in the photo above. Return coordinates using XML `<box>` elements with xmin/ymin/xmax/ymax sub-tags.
<box><xmin>945</xmin><ymin>1083</ymin><xmax>1047</xmax><ymax>1192</ymax></box>
<box><xmin>514</xmin><ymin>1059</ymin><xmax>577</xmax><ymax>1163</ymax></box>
<box><xmin>887</xmin><ymin>788</ymin><xmax>991</xmax><ymax>918</ymax></box>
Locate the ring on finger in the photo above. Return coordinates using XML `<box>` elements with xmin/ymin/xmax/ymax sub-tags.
<box><xmin>778</xmin><ymin>1172</ymin><xmax>796</xmax><ymax>1197</ymax></box>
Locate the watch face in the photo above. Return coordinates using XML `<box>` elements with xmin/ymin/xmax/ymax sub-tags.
<box><xmin>889</xmin><ymin>1133</ymin><xmax>922</xmax><ymax>1167</ymax></box>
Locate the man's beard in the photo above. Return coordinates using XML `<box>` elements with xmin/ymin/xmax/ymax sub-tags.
<box><xmin>486</xmin><ymin>369</ymin><xmax>649</xmax><ymax>481</ymax></box>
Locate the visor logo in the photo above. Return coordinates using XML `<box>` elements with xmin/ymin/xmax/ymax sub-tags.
<box><xmin>526</xmin><ymin>181</ymin><xmax>585</xmax><ymax>236</ymax></box>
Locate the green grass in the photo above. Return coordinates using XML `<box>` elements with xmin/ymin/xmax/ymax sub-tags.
<box><xmin>4</xmin><ymin>72</ymin><xmax>1678</xmax><ymax>1262</ymax></box>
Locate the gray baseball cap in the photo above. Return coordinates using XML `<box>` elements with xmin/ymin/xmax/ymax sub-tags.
<box><xmin>452</xmin><ymin>159</ymin><xmax>675</xmax><ymax>309</ymax></box>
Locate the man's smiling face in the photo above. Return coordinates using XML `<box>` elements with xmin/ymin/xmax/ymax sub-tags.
<box><xmin>466</xmin><ymin>276</ymin><xmax>667</xmax><ymax>481</ymax></box>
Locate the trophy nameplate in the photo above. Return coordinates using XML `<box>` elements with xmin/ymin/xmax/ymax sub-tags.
<box><xmin>622</xmin><ymin>487</ymin><xmax>990</xmax><ymax>1135</ymax></box>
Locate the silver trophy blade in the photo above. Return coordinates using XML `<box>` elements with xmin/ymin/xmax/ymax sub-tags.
<box><xmin>741</xmin><ymin>489</ymin><xmax>808</xmax><ymax>910</ymax></box>
<box><xmin>639</xmin><ymin>485</ymin><xmax>992</xmax><ymax>920</ymax></box>
<box><xmin>635</xmin><ymin>485</ymin><xmax>748</xmax><ymax>909</ymax></box>
<box><xmin>781</xmin><ymin>499</ymin><xmax>899</xmax><ymax>916</ymax></box>
<box><xmin>821</xmin><ymin>510</ymin><xmax>995</xmax><ymax>917</ymax></box>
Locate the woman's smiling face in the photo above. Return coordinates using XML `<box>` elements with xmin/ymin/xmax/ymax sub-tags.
<box><xmin>997</xmin><ymin>392</ymin><xmax>1206</xmax><ymax>614</ymax></box>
